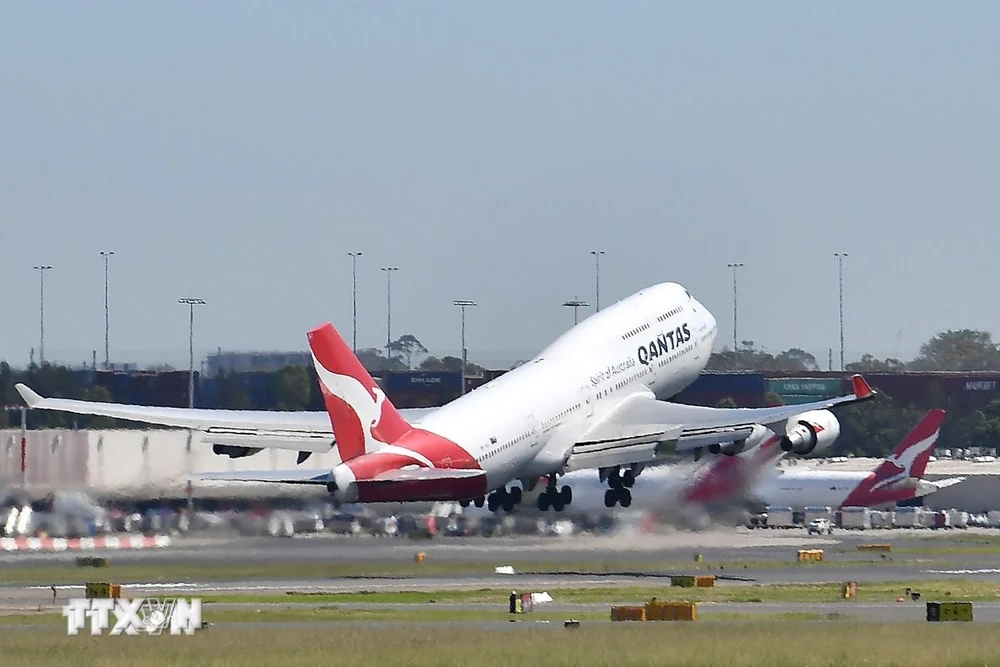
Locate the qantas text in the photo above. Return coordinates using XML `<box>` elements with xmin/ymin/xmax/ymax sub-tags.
<box><xmin>637</xmin><ymin>324</ymin><xmax>691</xmax><ymax>366</ymax></box>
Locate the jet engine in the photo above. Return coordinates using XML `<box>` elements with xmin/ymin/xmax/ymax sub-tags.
<box><xmin>212</xmin><ymin>444</ymin><xmax>265</xmax><ymax>459</ymax></box>
<box><xmin>708</xmin><ymin>424</ymin><xmax>772</xmax><ymax>456</ymax></box>
<box><xmin>779</xmin><ymin>410</ymin><xmax>840</xmax><ymax>456</ymax></box>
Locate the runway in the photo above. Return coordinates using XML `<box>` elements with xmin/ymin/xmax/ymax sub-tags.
<box><xmin>2</xmin><ymin>527</ymin><xmax>999</xmax><ymax>625</ymax></box>
<box><xmin>4</xmin><ymin>527</ymin><xmax>1000</xmax><ymax>580</ymax></box>
<box><xmin>4</xmin><ymin>525</ymin><xmax>997</xmax><ymax>565</ymax></box>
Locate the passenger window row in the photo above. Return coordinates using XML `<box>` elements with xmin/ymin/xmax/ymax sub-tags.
<box><xmin>657</xmin><ymin>306</ymin><xmax>684</xmax><ymax>323</ymax></box>
<box><xmin>622</xmin><ymin>323</ymin><xmax>651</xmax><ymax>340</ymax></box>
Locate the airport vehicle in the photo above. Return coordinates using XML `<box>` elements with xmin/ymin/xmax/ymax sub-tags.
<box><xmin>16</xmin><ymin>282</ymin><xmax>876</xmax><ymax>510</ymax></box>
<box><xmin>807</xmin><ymin>518</ymin><xmax>833</xmax><ymax>535</ymax></box>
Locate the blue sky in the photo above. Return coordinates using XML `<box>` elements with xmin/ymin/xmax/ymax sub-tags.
<box><xmin>2</xmin><ymin>3</ymin><xmax>998</xmax><ymax>369</ymax></box>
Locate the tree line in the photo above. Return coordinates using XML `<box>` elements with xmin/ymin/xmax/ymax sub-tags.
<box><xmin>707</xmin><ymin>329</ymin><xmax>1000</xmax><ymax>372</ymax></box>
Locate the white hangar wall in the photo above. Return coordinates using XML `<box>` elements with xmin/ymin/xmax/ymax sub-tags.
<box><xmin>0</xmin><ymin>429</ymin><xmax>343</xmax><ymax>500</ymax></box>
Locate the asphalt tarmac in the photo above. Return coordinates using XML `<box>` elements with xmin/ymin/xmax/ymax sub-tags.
<box><xmin>2</xmin><ymin>527</ymin><xmax>999</xmax><ymax>624</ymax></box>
<box><xmin>6</xmin><ymin>525</ymin><xmax>997</xmax><ymax>565</ymax></box>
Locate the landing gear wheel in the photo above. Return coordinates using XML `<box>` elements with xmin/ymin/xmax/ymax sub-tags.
<box><xmin>538</xmin><ymin>493</ymin><xmax>551</xmax><ymax>511</ymax></box>
<box><xmin>560</xmin><ymin>485</ymin><xmax>572</xmax><ymax>505</ymax></box>
<box><xmin>604</xmin><ymin>489</ymin><xmax>618</xmax><ymax>508</ymax></box>
<box><xmin>459</xmin><ymin>499</ymin><xmax>470</xmax><ymax>508</ymax></box>
<box><xmin>622</xmin><ymin>470</ymin><xmax>636</xmax><ymax>488</ymax></box>
<box><xmin>502</xmin><ymin>496</ymin><xmax>514</xmax><ymax>513</ymax></box>
<box><xmin>510</xmin><ymin>486</ymin><xmax>523</xmax><ymax>505</ymax></box>
<box><xmin>487</xmin><ymin>495</ymin><xmax>499</xmax><ymax>512</ymax></box>
<box><xmin>618</xmin><ymin>488</ymin><xmax>632</xmax><ymax>508</ymax></box>
<box><xmin>474</xmin><ymin>496</ymin><xmax>485</xmax><ymax>508</ymax></box>
<box><xmin>552</xmin><ymin>497</ymin><xmax>565</xmax><ymax>512</ymax></box>
<box><xmin>608</xmin><ymin>472</ymin><xmax>623</xmax><ymax>489</ymax></box>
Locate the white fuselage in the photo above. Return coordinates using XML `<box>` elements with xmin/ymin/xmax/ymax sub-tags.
<box><xmin>753</xmin><ymin>469</ymin><xmax>868</xmax><ymax>509</ymax></box>
<box><xmin>410</xmin><ymin>282</ymin><xmax>718</xmax><ymax>492</ymax></box>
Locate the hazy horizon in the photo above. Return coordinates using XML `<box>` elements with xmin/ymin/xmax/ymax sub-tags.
<box><xmin>4</xmin><ymin>3</ymin><xmax>998</xmax><ymax>370</ymax></box>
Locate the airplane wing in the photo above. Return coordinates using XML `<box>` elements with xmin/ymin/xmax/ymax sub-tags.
<box><xmin>14</xmin><ymin>383</ymin><xmax>436</xmax><ymax>453</ymax></box>
<box><xmin>566</xmin><ymin>375</ymin><xmax>875</xmax><ymax>471</ymax></box>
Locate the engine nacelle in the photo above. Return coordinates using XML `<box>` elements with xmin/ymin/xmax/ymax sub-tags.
<box><xmin>708</xmin><ymin>424</ymin><xmax>772</xmax><ymax>456</ymax></box>
<box><xmin>779</xmin><ymin>409</ymin><xmax>840</xmax><ymax>456</ymax></box>
<box><xmin>212</xmin><ymin>444</ymin><xmax>264</xmax><ymax>459</ymax></box>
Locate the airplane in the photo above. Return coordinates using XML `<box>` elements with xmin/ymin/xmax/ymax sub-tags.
<box><xmin>15</xmin><ymin>282</ymin><xmax>878</xmax><ymax>512</ymax></box>
<box><xmin>751</xmin><ymin>409</ymin><xmax>965</xmax><ymax>510</ymax></box>
<box><xmin>556</xmin><ymin>408</ymin><xmax>963</xmax><ymax>527</ymax></box>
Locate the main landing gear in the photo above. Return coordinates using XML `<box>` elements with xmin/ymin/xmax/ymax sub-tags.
<box><xmin>461</xmin><ymin>486</ymin><xmax>523</xmax><ymax>513</ymax></box>
<box><xmin>603</xmin><ymin>468</ymin><xmax>635</xmax><ymax>508</ymax></box>
<box><xmin>537</xmin><ymin>474</ymin><xmax>572</xmax><ymax>512</ymax></box>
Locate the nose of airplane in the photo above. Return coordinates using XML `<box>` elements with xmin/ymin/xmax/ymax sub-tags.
<box><xmin>688</xmin><ymin>294</ymin><xmax>717</xmax><ymax>345</ymax></box>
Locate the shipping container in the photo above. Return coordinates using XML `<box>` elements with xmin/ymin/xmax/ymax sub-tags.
<box><xmin>947</xmin><ymin>510</ymin><xmax>969</xmax><ymax>528</ymax></box>
<box><xmin>757</xmin><ymin>371</ymin><xmax>1000</xmax><ymax>410</ymax></box>
<box><xmin>840</xmin><ymin>507</ymin><xmax>871</xmax><ymax>530</ymax></box>
<box><xmin>765</xmin><ymin>506</ymin><xmax>795</xmax><ymax>528</ymax></box>
<box><xmin>673</xmin><ymin>391</ymin><xmax>764</xmax><ymax>408</ymax></box>
<box><xmin>685</xmin><ymin>373</ymin><xmax>765</xmax><ymax>395</ymax></box>
<box><xmin>776</xmin><ymin>395</ymin><xmax>835</xmax><ymax>405</ymax></box>
<box><xmin>766</xmin><ymin>378</ymin><xmax>845</xmax><ymax>397</ymax></box>
<box><xmin>385</xmin><ymin>372</ymin><xmax>462</xmax><ymax>393</ymax></box>
<box><xmin>988</xmin><ymin>511</ymin><xmax>1000</xmax><ymax>527</ymax></box>
<box><xmin>894</xmin><ymin>507</ymin><xmax>923</xmax><ymax>528</ymax></box>
<box><xmin>804</xmin><ymin>506</ymin><xmax>834</xmax><ymax>524</ymax></box>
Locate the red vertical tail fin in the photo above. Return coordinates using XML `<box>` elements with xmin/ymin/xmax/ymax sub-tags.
<box><xmin>307</xmin><ymin>323</ymin><xmax>412</xmax><ymax>462</ymax></box>
<box><xmin>872</xmin><ymin>409</ymin><xmax>946</xmax><ymax>482</ymax></box>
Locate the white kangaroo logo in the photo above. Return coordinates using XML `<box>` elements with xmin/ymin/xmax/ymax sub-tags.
<box><xmin>312</xmin><ymin>354</ymin><xmax>433</xmax><ymax>467</ymax></box>
<box><xmin>870</xmin><ymin>429</ymin><xmax>939</xmax><ymax>492</ymax></box>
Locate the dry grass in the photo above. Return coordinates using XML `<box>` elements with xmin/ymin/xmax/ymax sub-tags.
<box><xmin>1</xmin><ymin>623</ymin><xmax>999</xmax><ymax>666</ymax></box>
<box><xmin>200</xmin><ymin>579</ymin><xmax>1000</xmax><ymax>604</ymax></box>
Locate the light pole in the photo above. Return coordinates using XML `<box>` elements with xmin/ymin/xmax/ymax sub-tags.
<box><xmin>590</xmin><ymin>251</ymin><xmax>605</xmax><ymax>312</ymax></box>
<box><xmin>33</xmin><ymin>266</ymin><xmax>52</xmax><ymax>365</ymax></box>
<box><xmin>453</xmin><ymin>300</ymin><xmax>477</xmax><ymax>395</ymax></box>
<box><xmin>726</xmin><ymin>263</ymin><xmax>744</xmax><ymax>360</ymax></box>
<box><xmin>348</xmin><ymin>252</ymin><xmax>362</xmax><ymax>353</ymax></box>
<box><xmin>178</xmin><ymin>298</ymin><xmax>206</xmax><ymax>408</ymax></box>
<box><xmin>562</xmin><ymin>297</ymin><xmax>590</xmax><ymax>325</ymax></box>
<box><xmin>834</xmin><ymin>252</ymin><xmax>848</xmax><ymax>371</ymax></box>
<box><xmin>100</xmin><ymin>251</ymin><xmax>114</xmax><ymax>369</ymax></box>
<box><xmin>381</xmin><ymin>267</ymin><xmax>398</xmax><ymax>361</ymax></box>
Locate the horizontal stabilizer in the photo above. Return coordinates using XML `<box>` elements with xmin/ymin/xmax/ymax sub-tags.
<box><xmin>190</xmin><ymin>469</ymin><xmax>334</xmax><ymax>485</ymax></box>
<box><xmin>204</xmin><ymin>432</ymin><xmax>333</xmax><ymax>453</ymax></box>
<box><xmin>929</xmin><ymin>476</ymin><xmax>966</xmax><ymax>491</ymax></box>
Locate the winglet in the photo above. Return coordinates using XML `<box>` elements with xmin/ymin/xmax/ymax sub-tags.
<box><xmin>850</xmin><ymin>374</ymin><xmax>875</xmax><ymax>400</ymax></box>
<box><xmin>15</xmin><ymin>384</ymin><xmax>43</xmax><ymax>408</ymax></box>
